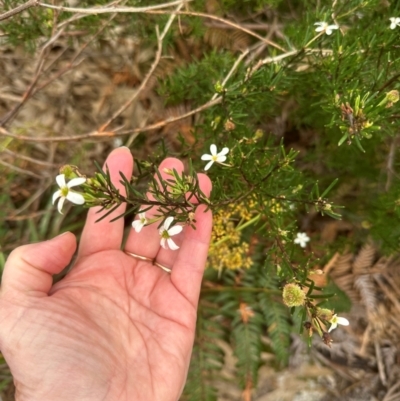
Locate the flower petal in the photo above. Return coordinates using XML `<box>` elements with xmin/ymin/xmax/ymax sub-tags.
<box><xmin>132</xmin><ymin>220</ymin><xmax>144</xmax><ymax>233</ymax></box>
<box><xmin>57</xmin><ymin>197</ymin><xmax>66</xmax><ymax>214</ymax></box>
<box><xmin>337</xmin><ymin>317</ymin><xmax>349</xmax><ymax>326</ymax></box>
<box><xmin>164</xmin><ymin>216</ymin><xmax>174</xmax><ymax>230</ymax></box>
<box><xmin>210</xmin><ymin>144</ymin><xmax>217</xmax><ymax>156</ymax></box>
<box><xmin>67</xmin><ymin>177</ymin><xmax>86</xmax><ymax>188</ymax></box>
<box><xmin>167</xmin><ymin>238</ymin><xmax>180</xmax><ymax>250</ymax></box>
<box><xmin>52</xmin><ymin>190</ymin><xmax>62</xmax><ymax>205</ymax></box>
<box><xmin>66</xmin><ymin>191</ymin><xmax>85</xmax><ymax>205</ymax></box>
<box><xmin>218</xmin><ymin>147</ymin><xmax>229</xmax><ymax>156</ymax></box>
<box><xmin>160</xmin><ymin>238</ymin><xmax>167</xmax><ymax>249</ymax></box>
<box><xmin>201</xmin><ymin>154</ymin><xmax>213</xmax><ymax>161</ymax></box>
<box><xmin>216</xmin><ymin>155</ymin><xmax>227</xmax><ymax>163</ymax></box>
<box><xmin>56</xmin><ymin>174</ymin><xmax>66</xmax><ymax>188</ymax></box>
<box><xmin>328</xmin><ymin>323</ymin><xmax>337</xmax><ymax>332</ymax></box>
<box><xmin>204</xmin><ymin>160</ymin><xmax>214</xmax><ymax>171</ymax></box>
<box><xmin>168</xmin><ymin>225</ymin><xmax>183</xmax><ymax>236</ymax></box>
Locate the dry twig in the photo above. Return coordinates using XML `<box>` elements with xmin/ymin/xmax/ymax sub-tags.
<box><xmin>99</xmin><ymin>2</ymin><xmax>184</xmax><ymax>132</ymax></box>
<box><xmin>0</xmin><ymin>0</ymin><xmax>38</xmax><ymax>22</ymax></box>
<box><xmin>0</xmin><ymin>98</ymin><xmax>222</xmax><ymax>142</ymax></box>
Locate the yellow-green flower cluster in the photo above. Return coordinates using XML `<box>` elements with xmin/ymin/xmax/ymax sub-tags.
<box><xmin>207</xmin><ymin>202</ymin><xmax>254</xmax><ymax>270</ymax></box>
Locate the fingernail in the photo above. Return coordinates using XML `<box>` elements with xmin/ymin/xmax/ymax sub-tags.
<box><xmin>53</xmin><ymin>231</ymin><xmax>71</xmax><ymax>239</ymax></box>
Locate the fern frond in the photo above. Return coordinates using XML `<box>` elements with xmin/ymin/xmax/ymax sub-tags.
<box><xmin>231</xmin><ymin>313</ymin><xmax>263</xmax><ymax>391</ymax></box>
<box><xmin>330</xmin><ymin>253</ymin><xmax>353</xmax><ymax>277</ymax></box>
<box><xmin>354</xmin><ymin>274</ymin><xmax>378</xmax><ymax>314</ymax></box>
<box><xmin>333</xmin><ymin>275</ymin><xmax>360</xmax><ymax>304</ymax></box>
<box><xmin>353</xmin><ymin>243</ymin><xmax>376</xmax><ymax>274</ymax></box>
<box><xmin>181</xmin><ymin>301</ymin><xmax>225</xmax><ymax>401</ymax></box>
<box><xmin>258</xmin><ymin>293</ymin><xmax>291</xmax><ymax>366</ymax></box>
<box><xmin>204</xmin><ymin>27</ymin><xmax>249</xmax><ymax>51</ymax></box>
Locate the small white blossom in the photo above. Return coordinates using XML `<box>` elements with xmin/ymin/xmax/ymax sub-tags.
<box><xmin>132</xmin><ymin>212</ymin><xmax>148</xmax><ymax>233</ymax></box>
<box><xmin>201</xmin><ymin>144</ymin><xmax>229</xmax><ymax>171</ymax></box>
<box><xmin>294</xmin><ymin>232</ymin><xmax>310</xmax><ymax>248</ymax></box>
<box><xmin>314</xmin><ymin>21</ymin><xmax>339</xmax><ymax>35</ymax></box>
<box><xmin>390</xmin><ymin>17</ymin><xmax>400</xmax><ymax>29</ymax></box>
<box><xmin>328</xmin><ymin>314</ymin><xmax>350</xmax><ymax>332</ymax></box>
<box><xmin>52</xmin><ymin>174</ymin><xmax>86</xmax><ymax>214</ymax></box>
<box><xmin>159</xmin><ymin>217</ymin><xmax>183</xmax><ymax>250</ymax></box>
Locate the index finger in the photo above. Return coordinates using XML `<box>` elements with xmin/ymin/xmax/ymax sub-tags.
<box><xmin>78</xmin><ymin>147</ymin><xmax>134</xmax><ymax>258</ymax></box>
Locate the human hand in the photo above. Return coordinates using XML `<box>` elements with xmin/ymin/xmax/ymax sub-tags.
<box><xmin>0</xmin><ymin>147</ymin><xmax>212</xmax><ymax>401</ymax></box>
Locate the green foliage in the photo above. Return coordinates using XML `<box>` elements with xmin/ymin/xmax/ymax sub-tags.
<box><xmin>158</xmin><ymin>50</ymin><xmax>237</xmax><ymax>106</ymax></box>
<box><xmin>4</xmin><ymin>0</ymin><xmax>400</xmax><ymax>397</ymax></box>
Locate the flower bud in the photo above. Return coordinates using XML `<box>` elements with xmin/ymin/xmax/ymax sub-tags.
<box><xmin>378</xmin><ymin>90</ymin><xmax>400</xmax><ymax>108</ymax></box>
<box><xmin>163</xmin><ymin>168</ymin><xmax>174</xmax><ymax>175</ymax></box>
<box><xmin>59</xmin><ymin>165</ymin><xmax>79</xmax><ymax>180</ymax></box>
<box><xmin>316</xmin><ymin>308</ymin><xmax>333</xmax><ymax>321</ymax></box>
<box><xmin>224</xmin><ymin>119</ymin><xmax>236</xmax><ymax>131</ymax></box>
<box><xmin>282</xmin><ymin>283</ymin><xmax>306</xmax><ymax>307</ymax></box>
<box><xmin>386</xmin><ymin>90</ymin><xmax>399</xmax><ymax>103</ymax></box>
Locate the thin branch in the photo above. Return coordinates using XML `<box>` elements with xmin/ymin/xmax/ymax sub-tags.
<box><xmin>56</xmin><ymin>0</ymin><xmax>125</xmax><ymax>29</ymax></box>
<box><xmin>0</xmin><ymin>27</ymin><xmax>65</xmax><ymax>127</ymax></box>
<box><xmin>0</xmin><ymin>158</ymin><xmax>47</xmax><ymax>178</ymax></box>
<box><xmin>1</xmin><ymin>148</ymin><xmax>57</xmax><ymax>167</ymax></box>
<box><xmin>385</xmin><ymin>135</ymin><xmax>398</xmax><ymax>191</ymax></box>
<box><xmin>0</xmin><ymin>9</ymin><xmax>119</xmax><ymax>127</ymax></box>
<box><xmin>6</xmin><ymin>179</ymin><xmax>53</xmax><ymax>218</ymax></box>
<box><xmin>146</xmin><ymin>10</ymin><xmax>287</xmax><ymax>52</ymax></box>
<box><xmin>0</xmin><ymin>97</ymin><xmax>222</xmax><ymax>142</ymax></box>
<box><xmin>211</xmin><ymin>49</ymin><xmax>249</xmax><ymax>101</ymax></box>
<box><xmin>5</xmin><ymin>210</ymin><xmax>48</xmax><ymax>221</ymax></box>
<box><xmin>33</xmin><ymin>10</ymin><xmax>118</xmax><ymax>94</ymax></box>
<box><xmin>37</xmin><ymin>3</ymin><xmax>286</xmax><ymax>52</ymax></box>
<box><xmin>37</xmin><ymin>0</ymin><xmax>190</xmax><ymax>15</ymax></box>
<box><xmin>0</xmin><ymin>0</ymin><xmax>38</xmax><ymax>22</ymax></box>
<box><xmin>99</xmin><ymin>2</ymin><xmax>183</xmax><ymax>132</ymax></box>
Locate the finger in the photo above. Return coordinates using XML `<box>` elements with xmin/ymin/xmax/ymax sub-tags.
<box><xmin>170</xmin><ymin>174</ymin><xmax>212</xmax><ymax>306</ymax></box>
<box><xmin>124</xmin><ymin>158</ymin><xmax>184</xmax><ymax>260</ymax></box>
<box><xmin>155</xmin><ymin>173</ymin><xmax>211</xmax><ymax>271</ymax></box>
<box><xmin>1</xmin><ymin>232</ymin><xmax>77</xmax><ymax>297</ymax></box>
<box><xmin>78</xmin><ymin>147</ymin><xmax>133</xmax><ymax>258</ymax></box>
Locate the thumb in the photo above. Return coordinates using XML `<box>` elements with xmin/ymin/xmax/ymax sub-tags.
<box><xmin>1</xmin><ymin>232</ymin><xmax>77</xmax><ymax>297</ymax></box>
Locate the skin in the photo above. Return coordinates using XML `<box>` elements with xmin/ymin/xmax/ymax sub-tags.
<box><xmin>0</xmin><ymin>147</ymin><xmax>212</xmax><ymax>401</ymax></box>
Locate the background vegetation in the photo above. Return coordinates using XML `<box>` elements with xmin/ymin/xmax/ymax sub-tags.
<box><xmin>2</xmin><ymin>0</ymin><xmax>400</xmax><ymax>399</ymax></box>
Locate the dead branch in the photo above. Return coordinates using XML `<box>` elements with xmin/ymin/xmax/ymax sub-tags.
<box><xmin>0</xmin><ymin>28</ymin><xmax>65</xmax><ymax>127</ymax></box>
<box><xmin>0</xmin><ymin>158</ymin><xmax>47</xmax><ymax>178</ymax></box>
<box><xmin>99</xmin><ymin>2</ymin><xmax>183</xmax><ymax>132</ymax></box>
<box><xmin>37</xmin><ymin>0</ymin><xmax>190</xmax><ymax>15</ymax></box>
<box><xmin>1</xmin><ymin>148</ymin><xmax>57</xmax><ymax>167</ymax></box>
<box><xmin>37</xmin><ymin>3</ymin><xmax>286</xmax><ymax>52</ymax></box>
<box><xmin>0</xmin><ymin>0</ymin><xmax>38</xmax><ymax>22</ymax></box>
<box><xmin>0</xmin><ymin>97</ymin><xmax>222</xmax><ymax>142</ymax></box>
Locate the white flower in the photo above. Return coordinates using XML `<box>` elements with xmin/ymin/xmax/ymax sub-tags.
<box><xmin>52</xmin><ymin>174</ymin><xmax>86</xmax><ymax>214</ymax></box>
<box><xmin>294</xmin><ymin>232</ymin><xmax>310</xmax><ymax>248</ymax></box>
<box><xmin>132</xmin><ymin>212</ymin><xmax>148</xmax><ymax>233</ymax></box>
<box><xmin>328</xmin><ymin>314</ymin><xmax>350</xmax><ymax>332</ymax></box>
<box><xmin>389</xmin><ymin>17</ymin><xmax>400</xmax><ymax>29</ymax></box>
<box><xmin>201</xmin><ymin>144</ymin><xmax>229</xmax><ymax>171</ymax></box>
<box><xmin>314</xmin><ymin>21</ymin><xmax>339</xmax><ymax>35</ymax></box>
<box><xmin>159</xmin><ymin>217</ymin><xmax>183</xmax><ymax>250</ymax></box>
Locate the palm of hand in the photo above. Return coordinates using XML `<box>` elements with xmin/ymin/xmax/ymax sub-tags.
<box><xmin>0</xmin><ymin>148</ymin><xmax>212</xmax><ymax>401</ymax></box>
<box><xmin>2</xmin><ymin>251</ymin><xmax>195</xmax><ymax>401</ymax></box>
